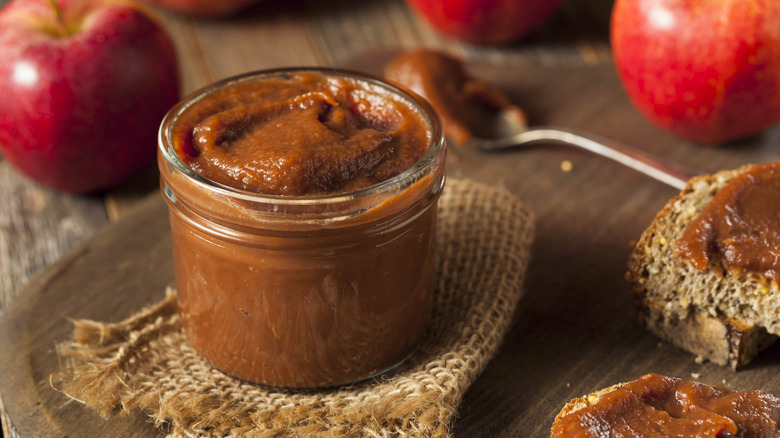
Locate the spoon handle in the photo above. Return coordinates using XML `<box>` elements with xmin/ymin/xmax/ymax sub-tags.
<box><xmin>478</xmin><ymin>127</ymin><xmax>694</xmax><ymax>191</ymax></box>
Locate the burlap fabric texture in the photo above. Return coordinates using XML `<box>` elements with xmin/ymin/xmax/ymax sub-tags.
<box><xmin>52</xmin><ymin>178</ymin><xmax>535</xmax><ymax>438</ymax></box>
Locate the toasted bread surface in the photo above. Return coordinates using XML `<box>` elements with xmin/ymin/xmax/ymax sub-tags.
<box><xmin>551</xmin><ymin>382</ymin><xmax>625</xmax><ymax>431</ymax></box>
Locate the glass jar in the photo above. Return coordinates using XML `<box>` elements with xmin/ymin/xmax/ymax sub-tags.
<box><xmin>157</xmin><ymin>68</ymin><xmax>446</xmax><ymax>388</ymax></box>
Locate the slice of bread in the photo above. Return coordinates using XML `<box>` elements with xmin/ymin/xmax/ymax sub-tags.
<box><xmin>627</xmin><ymin>164</ymin><xmax>780</xmax><ymax>370</ymax></box>
<box><xmin>550</xmin><ymin>373</ymin><xmax>780</xmax><ymax>436</ymax></box>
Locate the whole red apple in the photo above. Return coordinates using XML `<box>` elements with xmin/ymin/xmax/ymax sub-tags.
<box><xmin>405</xmin><ymin>0</ymin><xmax>562</xmax><ymax>45</ymax></box>
<box><xmin>139</xmin><ymin>0</ymin><xmax>259</xmax><ymax>17</ymax></box>
<box><xmin>612</xmin><ymin>0</ymin><xmax>780</xmax><ymax>144</ymax></box>
<box><xmin>0</xmin><ymin>0</ymin><xmax>180</xmax><ymax>193</ymax></box>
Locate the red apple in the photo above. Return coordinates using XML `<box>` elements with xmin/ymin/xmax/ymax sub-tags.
<box><xmin>405</xmin><ymin>0</ymin><xmax>563</xmax><ymax>45</ymax></box>
<box><xmin>611</xmin><ymin>0</ymin><xmax>780</xmax><ymax>144</ymax></box>
<box><xmin>0</xmin><ymin>0</ymin><xmax>180</xmax><ymax>193</ymax></box>
<box><xmin>138</xmin><ymin>0</ymin><xmax>260</xmax><ymax>17</ymax></box>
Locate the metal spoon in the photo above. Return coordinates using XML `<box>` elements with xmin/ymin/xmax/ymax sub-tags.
<box><xmin>467</xmin><ymin>110</ymin><xmax>694</xmax><ymax>191</ymax></box>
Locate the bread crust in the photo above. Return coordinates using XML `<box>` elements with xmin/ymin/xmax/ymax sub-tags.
<box><xmin>551</xmin><ymin>382</ymin><xmax>626</xmax><ymax>432</ymax></box>
<box><xmin>627</xmin><ymin>164</ymin><xmax>779</xmax><ymax>370</ymax></box>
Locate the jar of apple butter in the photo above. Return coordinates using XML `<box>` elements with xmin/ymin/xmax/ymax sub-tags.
<box><xmin>157</xmin><ymin>68</ymin><xmax>446</xmax><ymax>388</ymax></box>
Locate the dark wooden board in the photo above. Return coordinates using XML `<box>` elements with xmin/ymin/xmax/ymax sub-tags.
<box><xmin>1</xmin><ymin>63</ymin><xmax>780</xmax><ymax>438</ymax></box>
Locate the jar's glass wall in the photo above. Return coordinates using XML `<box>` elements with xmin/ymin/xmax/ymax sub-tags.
<box><xmin>158</xmin><ymin>68</ymin><xmax>445</xmax><ymax>388</ymax></box>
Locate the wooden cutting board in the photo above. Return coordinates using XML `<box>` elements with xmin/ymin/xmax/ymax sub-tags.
<box><xmin>2</xmin><ymin>63</ymin><xmax>779</xmax><ymax>437</ymax></box>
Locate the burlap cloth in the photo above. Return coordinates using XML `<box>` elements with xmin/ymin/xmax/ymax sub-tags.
<box><xmin>52</xmin><ymin>178</ymin><xmax>534</xmax><ymax>437</ymax></box>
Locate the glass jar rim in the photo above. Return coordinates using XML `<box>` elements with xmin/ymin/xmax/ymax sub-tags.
<box><xmin>158</xmin><ymin>66</ymin><xmax>445</xmax><ymax>207</ymax></box>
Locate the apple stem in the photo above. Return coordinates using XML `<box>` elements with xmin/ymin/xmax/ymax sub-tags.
<box><xmin>44</xmin><ymin>0</ymin><xmax>69</xmax><ymax>37</ymax></box>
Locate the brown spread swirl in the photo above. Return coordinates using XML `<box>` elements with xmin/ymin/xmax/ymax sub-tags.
<box><xmin>551</xmin><ymin>373</ymin><xmax>780</xmax><ymax>437</ymax></box>
<box><xmin>677</xmin><ymin>162</ymin><xmax>780</xmax><ymax>282</ymax></box>
<box><xmin>173</xmin><ymin>72</ymin><xmax>429</xmax><ymax>195</ymax></box>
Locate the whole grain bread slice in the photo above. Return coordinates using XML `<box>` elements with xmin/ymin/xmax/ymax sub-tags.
<box><xmin>627</xmin><ymin>164</ymin><xmax>780</xmax><ymax>370</ymax></box>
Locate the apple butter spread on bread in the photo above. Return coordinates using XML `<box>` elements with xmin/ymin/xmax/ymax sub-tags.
<box><xmin>551</xmin><ymin>373</ymin><xmax>780</xmax><ymax>437</ymax></box>
<box><xmin>628</xmin><ymin>163</ymin><xmax>780</xmax><ymax>369</ymax></box>
<box><xmin>677</xmin><ymin>162</ymin><xmax>780</xmax><ymax>282</ymax></box>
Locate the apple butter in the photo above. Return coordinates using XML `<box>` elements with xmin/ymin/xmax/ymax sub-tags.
<box><xmin>171</xmin><ymin>71</ymin><xmax>430</xmax><ymax>195</ymax></box>
<box><xmin>384</xmin><ymin>49</ymin><xmax>526</xmax><ymax>146</ymax></box>
<box><xmin>677</xmin><ymin>162</ymin><xmax>780</xmax><ymax>282</ymax></box>
<box><xmin>157</xmin><ymin>68</ymin><xmax>446</xmax><ymax>388</ymax></box>
<box><xmin>551</xmin><ymin>373</ymin><xmax>780</xmax><ymax>437</ymax></box>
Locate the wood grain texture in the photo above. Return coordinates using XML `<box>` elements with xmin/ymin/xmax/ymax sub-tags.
<box><xmin>0</xmin><ymin>165</ymin><xmax>108</xmax><ymax>314</ymax></box>
<box><xmin>0</xmin><ymin>193</ymin><xmax>174</xmax><ymax>438</ymax></box>
<box><xmin>2</xmin><ymin>62</ymin><xmax>780</xmax><ymax>438</ymax></box>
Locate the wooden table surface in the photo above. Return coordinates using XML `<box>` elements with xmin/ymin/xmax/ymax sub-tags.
<box><xmin>2</xmin><ymin>0</ymin><xmax>780</xmax><ymax>437</ymax></box>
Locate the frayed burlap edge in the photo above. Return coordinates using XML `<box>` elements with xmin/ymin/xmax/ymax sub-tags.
<box><xmin>51</xmin><ymin>178</ymin><xmax>534</xmax><ymax>438</ymax></box>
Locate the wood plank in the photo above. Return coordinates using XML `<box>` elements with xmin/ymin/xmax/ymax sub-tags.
<box><xmin>2</xmin><ymin>62</ymin><xmax>779</xmax><ymax>437</ymax></box>
<box><xmin>189</xmin><ymin>1</ymin><xmax>325</xmax><ymax>78</ymax></box>
<box><xmin>0</xmin><ymin>164</ymin><xmax>108</xmax><ymax>438</ymax></box>
<box><xmin>0</xmin><ymin>165</ymin><xmax>108</xmax><ymax>313</ymax></box>
<box><xmin>0</xmin><ymin>193</ymin><xmax>174</xmax><ymax>438</ymax></box>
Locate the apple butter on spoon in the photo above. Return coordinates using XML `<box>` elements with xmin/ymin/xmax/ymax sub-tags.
<box><xmin>385</xmin><ymin>49</ymin><xmax>693</xmax><ymax>190</ymax></box>
<box><xmin>385</xmin><ymin>49</ymin><xmax>527</xmax><ymax>147</ymax></box>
